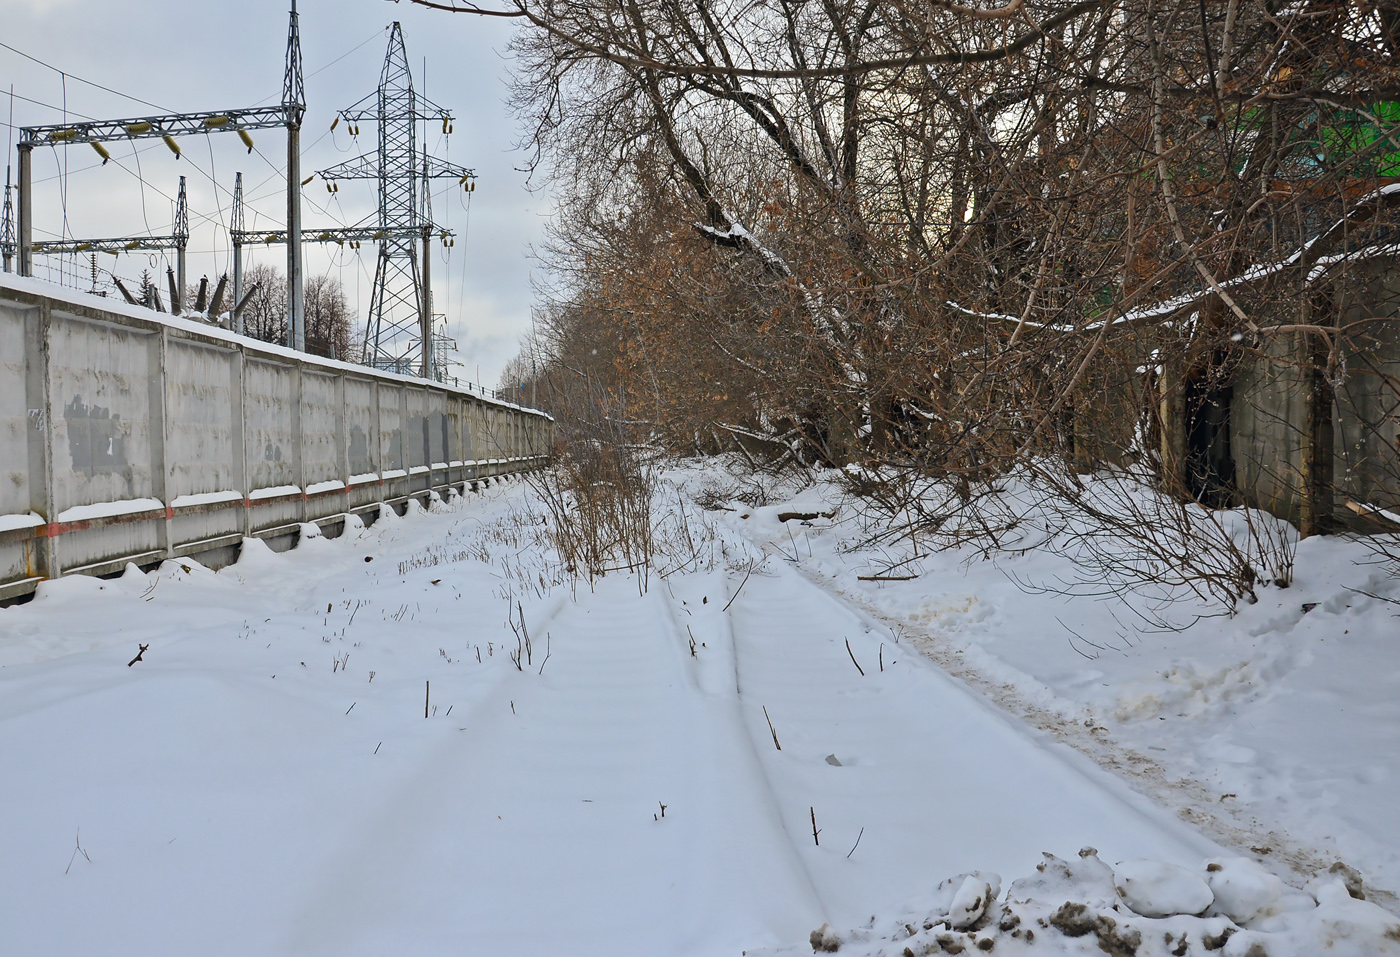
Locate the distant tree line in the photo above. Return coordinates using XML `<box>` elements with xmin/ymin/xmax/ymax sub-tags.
<box><xmin>239</xmin><ymin>263</ymin><xmax>358</xmax><ymax>361</ymax></box>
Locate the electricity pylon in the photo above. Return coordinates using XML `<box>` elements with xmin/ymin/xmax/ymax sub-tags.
<box><xmin>317</xmin><ymin>22</ymin><xmax>475</xmax><ymax>378</ymax></box>
<box><xmin>1</xmin><ymin>165</ymin><xmax>14</xmax><ymax>273</ymax></box>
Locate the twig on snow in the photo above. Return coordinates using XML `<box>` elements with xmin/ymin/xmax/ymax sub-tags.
<box><xmin>65</xmin><ymin>830</ymin><xmax>92</xmax><ymax>874</ymax></box>
<box><xmin>845</xmin><ymin>638</ymin><xmax>866</xmax><ymax>676</ymax></box>
<box><xmin>721</xmin><ymin>559</ymin><xmax>757</xmax><ymax>612</ymax></box>
<box><xmin>763</xmin><ymin>705</ymin><xmax>782</xmax><ymax>750</ymax></box>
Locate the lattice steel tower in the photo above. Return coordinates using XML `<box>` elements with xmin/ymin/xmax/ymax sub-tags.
<box><xmin>318</xmin><ymin>23</ymin><xmax>475</xmax><ymax>377</ymax></box>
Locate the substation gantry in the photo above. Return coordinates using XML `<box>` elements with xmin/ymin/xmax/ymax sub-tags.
<box><xmin>3</xmin><ymin>3</ymin><xmax>313</xmax><ymax>348</ymax></box>
<box><xmin>1</xmin><ymin>9</ymin><xmax>473</xmax><ymax>379</ymax></box>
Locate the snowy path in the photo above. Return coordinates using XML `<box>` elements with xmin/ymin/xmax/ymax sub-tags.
<box><xmin>0</xmin><ymin>488</ymin><xmax>1226</xmax><ymax>955</ymax></box>
<box><xmin>716</xmin><ymin>561</ymin><xmax>1217</xmax><ymax>927</ymax></box>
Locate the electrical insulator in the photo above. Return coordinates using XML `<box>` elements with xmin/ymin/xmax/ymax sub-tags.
<box><xmin>442</xmin><ymin>117</ymin><xmax>451</xmax><ymax>135</ymax></box>
<box><xmin>330</xmin><ymin>116</ymin><xmax>340</xmax><ymax>132</ymax></box>
<box><xmin>90</xmin><ymin>141</ymin><xmax>112</xmax><ymax>164</ymax></box>
<box><xmin>163</xmin><ymin>135</ymin><xmax>181</xmax><ymax>158</ymax></box>
<box><xmin>126</xmin><ymin>122</ymin><xmax>153</xmax><ymax>136</ymax></box>
<box><xmin>302</xmin><ymin>175</ymin><xmax>314</xmax><ymax>186</ymax></box>
<box><xmin>238</xmin><ymin>130</ymin><xmax>255</xmax><ymax>153</ymax></box>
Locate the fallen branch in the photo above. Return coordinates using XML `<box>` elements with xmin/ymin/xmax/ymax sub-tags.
<box><xmin>857</xmin><ymin>574</ymin><xmax>919</xmax><ymax>581</ymax></box>
<box><xmin>127</xmin><ymin>644</ymin><xmax>149</xmax><ymax>667</ymax></box>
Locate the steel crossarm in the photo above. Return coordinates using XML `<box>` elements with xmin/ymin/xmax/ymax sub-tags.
<box><xmin>19</xmin><ymin>106</ymin><xmax>294</xmax><ymax>147</ymax></box>
<box><xmin>317</xmin><ymin>153</ymin><xmax>475</xmax><ymax>183</ymax></box>
<box><xmin>31</xmin><ymin>235</ymin><xmax>183</xmax><ymax>255</ymax></box>
<box><xmin>333</xmin><ymin>89</ymin><xmax>454</xmax><ymax>124</ymax></box>
<box><xmin>232</xmin><ymin>224</ymin><xmax>453</xmax><ymax>246</ymax></box>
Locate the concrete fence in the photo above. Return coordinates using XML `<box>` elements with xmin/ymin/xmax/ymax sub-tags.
<box><xmin>0</xmin><ymin>275</ymin><xmax>553</xmax><ymax>601</ymax></box>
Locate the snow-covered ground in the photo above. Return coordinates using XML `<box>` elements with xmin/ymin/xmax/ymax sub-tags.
<box><xmin>2</xmin><ymin>468</ymin><xmax>1398</xmax><ymax>955</ymax></box>
<box><xmin>674</xmin><ymin>461</ymin><xmax>1400</xmax><ymax>893</ymax></box>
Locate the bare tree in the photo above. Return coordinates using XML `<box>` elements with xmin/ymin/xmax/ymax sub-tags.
<box><xmin>234</xmin><ymin>265</ymin><xmax>356</xmax><ymax>361</ymax></box>
<box><xmin>431</xmin><ymin>0</ymin><xmax>1400</xmax><ymax>604</ymax></box>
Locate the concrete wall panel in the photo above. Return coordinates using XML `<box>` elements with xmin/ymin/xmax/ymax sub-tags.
<box><xmin>166</xmin><ymin>340</ymin><xmax>238</xmax><ymax>501</ymax></box>
<box><xmin>0</xmin><ymin>278</ymin><xmax>551</xmax><ymax>598</ymax></box>
<box><xmin>301</xmin><ymin>372</ymin><xmax>339</xmax><ymax>487</ymax></box>
<box><xmin>378</xmin><ymin>386</ymin><xmax>404</xmax><ymax>472</ymax></box>
<box><xmin>0</xmin><ymin>304</ymin><xmax>29</xmax><ymax>517</ymax></box>
<box><xmin>406</xmin><ymin>388</ymin><xmax>429</xmax><ymax>469</ymax></box>
<box><xmin>59</xmin><ymin>519</ymin><xmax>161</xmax><ymax>573</ymax></box>
<box><xmin>245</xmin><ymin>360</ymin><xmax>297</xmax><ymax>493</ymax></box>
<box><xmin>48</xmin><ymin>314</ymin><xmax>156</xmax><ymax>514</ymax></box>
<box><xmin>345</xmin><ymin>378</ymin><xmax>376</xmax><ymax>476</ymax></box>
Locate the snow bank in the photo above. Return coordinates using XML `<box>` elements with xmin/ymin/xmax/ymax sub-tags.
<box><xmin>754</xmin><ymin>850</ymin><xmax>1400</xmax><ymax>956</ymax></box>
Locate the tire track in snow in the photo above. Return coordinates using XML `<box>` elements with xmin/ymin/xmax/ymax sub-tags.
<box><xmin>717</xmin><ymin>558</ymin><xmax>1222</xmax><ymax>931</ymax></box>
<box><xmin>291</xmin><ymin>574</ymin><xmax>826</xmax><ymax>957</ymax></box>
<box><xmin>785</xmin><ymin>559</ymin><xmax>1356</xmax><ymax>894</ymax></box>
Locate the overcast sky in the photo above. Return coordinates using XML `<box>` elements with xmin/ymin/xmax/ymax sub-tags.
<box><xmin>1</xmin><ymin>0</ymin><xmax>547</xmax><ymax>387</ymax></box>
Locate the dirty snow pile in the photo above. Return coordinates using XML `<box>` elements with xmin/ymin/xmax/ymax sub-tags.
<box><xmin>753</xmin><ymin>850</ymin><xmax>1400</xmax><ymax>956</ymax></box>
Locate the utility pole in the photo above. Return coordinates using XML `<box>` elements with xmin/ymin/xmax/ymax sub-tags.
<box><xmin>16</xmin><ymin>143</ymin><xmax>32</xmax><ymax>277</ymax></box>
<box><xmin>284</xmin><ymin>0</ymin><xmax>307</xmax><ymax>351</ymax></box>
<box><xmin>232</xmin><ymin>172</ymin><xmax>244</xmax><ymax>333</ymax></box>
<box><xmin>174</xmin><ymin>176</ymin><xmax>188</xmax><ymax>312</ymax></box>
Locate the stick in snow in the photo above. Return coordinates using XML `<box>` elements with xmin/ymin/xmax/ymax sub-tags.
<box><xmin>810</xmin><ymin>807</ymin><xmax>820</xmax><ymax>846</ymax></box>
<box><xmin>763</xmin><ymin>705</ymin><xmax>782</xmax><ymax>750</ymax></box>
<box><xmin>425</xmin><ymin>681</ymin><xmax>430</xmax><ymax>718</ymax></box>
<box><xmin>127</xmin><ymin>644</ymin><xmax>149</xmax><ymax>667</ymax></box>
<box><xmin>845</xmin><ymin>638</ymin><xmax>865</xmax><ymax>676</ymax></box>
<box><xmin>721</xmin><ymin>559</ymin><xmax>757</xmax><ymax>612</ymax></box>
<box><xmin>847</xmin><ymin>826</ymin><xmax>864</xmax><ymax>859</ymax></box>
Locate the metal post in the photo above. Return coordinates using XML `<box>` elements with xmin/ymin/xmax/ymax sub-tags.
<box><xmin>174</xmin><ymin>176</ymin><xmax>188</xmax><ymax>313</ymax></box>
<box><xmin>420</xmin><ymin>225</ymin><xmax>432</xmax><ymax>378</ymax></box>
<box><xmin>232</xmin><ymin>172</ymin><xmax>244</xmax><ymax>334</ymax></box>
<box><xmin>1</xmin><ymin>164</ymin><xmax>14</xmax><ymax>273</ymax></box>
<box><xmin>288</xmin><ymin>122</ymin><xmax>304</xmax><ymax>350</ymax></box>
<box><xmin>284</xmin><ymin>1</ymin><xmax>306</xmax><ymax>352</ymax></box>
<box><xmin>17</xmin><ymin>144</ymin><xmax>33</xmax><ymax>277</ymax></box>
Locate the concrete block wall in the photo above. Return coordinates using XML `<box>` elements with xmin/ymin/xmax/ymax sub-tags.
<box><xmin>0</xmin><ymin>275</ymin><xmax>553</xmax><ymax>601</ymax></box>
<box><xmin>1231</xmin><ymin>261</ymin><xmax>1400</xmax><ymax>528</ymax></box>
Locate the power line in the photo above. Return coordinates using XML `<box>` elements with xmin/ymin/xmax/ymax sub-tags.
<box><xmin>0</xmin><ymin>39</ymin><xmax>173</xmax><ymax>112</ymax></box>
<box><xmin>0</xmin><ymin>90</ymin><xmax>97</xmax><ymax>123</ymax></box>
